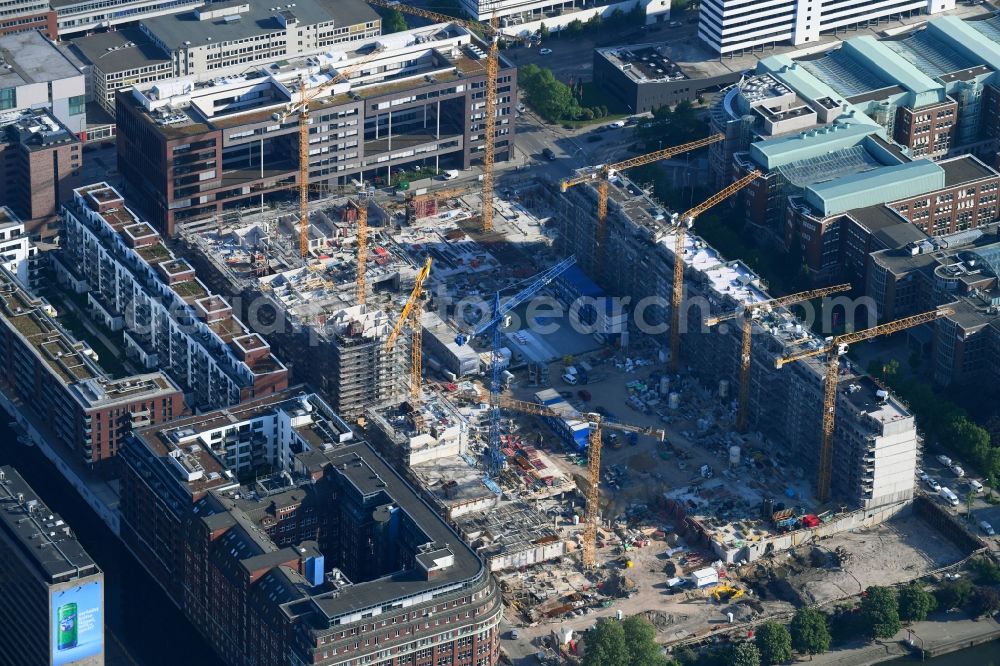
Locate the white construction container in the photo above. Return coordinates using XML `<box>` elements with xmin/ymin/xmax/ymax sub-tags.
<box><xmin>729</xmin><ymin>445</ymin><xmax>741</xmax><ymax>467</ymax></box>
<box><xmin>668</xmin><ymin>392</ymin><xmax>681</xmax><ymax>410</ymax></box>
<box><xmin>719</xmin><ymin>379</ymin><xmax>729</xmax><ymax>399</ymax></box>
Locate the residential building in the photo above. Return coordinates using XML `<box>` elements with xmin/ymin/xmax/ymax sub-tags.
<box><xmin>56</xmin><ymin>182</ymin><xmax>288</xmax><ymax>411</ymax></box>
<box><xmin>0</xmin><ymin>263</ymin><xmax>184</xmax><ymax>467</ymax></box>
<box><xmin>0</xmin><ymin>465</ymin><xmax>105</xmax><ymax>666</ymax></box>
<box><xmin>118</xmin><ymin>388</ymin><xmax>503</xmax><ymax>666</ymax></box>
<box><xmin>0</xmin><ymin>31</ymin><xmax>87</xmax><ymax>134</ymax></box>
<box><xmin>698</xmin><ymin>0</ymin><xmax>954</xmax><ymax>55</ymax></box>
<box><xmin>0</xmin><ymin>0</ymin><xmax>55</xmax><ymax>38</ymax></box>
<box><xmin>0</xmin><ymin>109</ymin><xmax>82</xmax><ymax>237</ymax></box>
<box><xmin>115</xmin><ymin>21</ymin><xmax>517</xmax><ymax>235</ymax></box>
<box><xmin>0</xmin><ymin>206</ymin><xmax>39</xmax><ymax>290</ymax></box>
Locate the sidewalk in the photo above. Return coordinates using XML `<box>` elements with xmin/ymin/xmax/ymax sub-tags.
<box><xmin>806</xmin><ymin>614</ymin><xmax>1000</xmax><ymax>665</ymax></box>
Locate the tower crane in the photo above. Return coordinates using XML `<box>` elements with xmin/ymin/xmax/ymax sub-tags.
<box><xmin>356</xmin><ymin>198</ymin><xmax>369</xmax><ymax>305</ymax></box>
<box><xmin>277</xmin><ymin>47</ymin><xmax>387</xmax><ymax>259</ymax></box>
<box><xmin>774</xmin><ymin>307</ymin><xmax>953</xmax><ymax>502</ymax></box>
<box><xmin>669</xmin><ymin>170</ymin><xmax>761</xmax><ymax>372</ymax></box>
<box><xmin>368</xmin><ymin>0</ymin><xmax>517</xmax><ymax>233</ymax></box>
<box><xmin>559</xmin><ymin>134</ymin><xmax>724</xmax><ymax>267</ymax></box>
<box><xmin>456</xmin><ymin>256</ymin><xmax>576</xmax><ymax>475</ymax></box>
<box><xmin>494</xmin><ymin>396</ymin><xmax>664</xmax><ymax>569</ymax></box>
<box><xmin>704</xmin><ymin>283</ymin><xmax>852</xmax><ymax>432</ymax></box>
<box><xmin>386</xmin><ymin>257</ymin><xmax>433</xmax><ymax>402</ymax></box>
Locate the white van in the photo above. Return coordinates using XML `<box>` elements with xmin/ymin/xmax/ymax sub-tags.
<box><xmin>939</xmin><ymin>487</ymin><xmax>960</xmax><ymax>507</ymax></box>
<box><xmin>442</xmin><ymin>169</ymin><xmax>459</xmax><ymax>180</ymax></box>
<box><xmin>969</xmin><ymin>479</ymin><xmax>984</xmax><ymax>493</ymax></box>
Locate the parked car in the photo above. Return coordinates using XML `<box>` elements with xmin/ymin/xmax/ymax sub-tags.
<box><xmin>937</xmin><ymin>454</ymin><xmax>952</xmax><ymax>466</ymax></box>
<box><xmin>517</xmin><ymin>103</ymin><xmax>525</xmax><ymax>113</ymax></box>
<box><xmin>539</xmin><ymin>48</ymin><xmax>553</xmax><ymax>55</ymax></box>
<box><xmin>542</xmin><ymin>148</ymin><xmax>556</xmax><ymax>161</ymax></box>
<box><xmin>510</xmin><ymin>629</ymin><xmax>520</xmax><ymax>640</ymax></box>
<box><xmin>668</xmin><ymin>20</ymin><xmax>682</xmax><ymax>27</ymax></box>
<box><xmin>925</xmin><ymin>477</ymin><xmax>941</xmax><ymax>492</ymax></box>
<box><xmin>981</xmin><ymin>521</ymin><xmax>995</xmax><ymax>536</ymax></box>
<box><xmin>917</xmin><ymin>468</ymin><xmax>928</xmax><ymax>481</ymax></box>
<box><xmin>950</xmin><ymin>464</ymin><xmax>965</xmax><ymax>478</ymax></box>
<box><xmin>606</xmin><ymin>120</ymin><xmax>626</xmax><ymax>129</ymax></box>
<box><xmin>969</xmin><ymin>479</ymin><xmax>984</xmax><ymax>493</ymax></box>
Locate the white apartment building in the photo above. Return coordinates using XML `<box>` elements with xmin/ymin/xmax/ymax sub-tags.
<box><xmin>0</xmin><ymin>207</ymin><xmax>38</xmax><ymax>290</ymax></box>
<box><xmin>698</xmin><ymin>0</ymin><xmax>955</xmax><ymax>55</ymax></box>
<box><xmin>0</xmin><ymin>31</ymin><xmax>86</xmax><ymax>133</ymax></box>
<box><xmin>57</xmin><ymin>182</ymin><xmax>288</xmax><ymax>411</ymax></box>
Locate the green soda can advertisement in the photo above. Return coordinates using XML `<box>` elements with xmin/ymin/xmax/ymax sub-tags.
<box><xmin>51</xmin><ymin>580</ymin><xmax>103</xmax><ymax>664</ymax></box>
<box><xmin>57</xmin><ymin>603</ymin><xmax>77</xmax><ymax>650</ymax></box>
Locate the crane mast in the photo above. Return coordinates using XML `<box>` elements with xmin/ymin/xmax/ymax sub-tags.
<box><xmin>496</xmin><ymin>396</ymin><xmax>663</xmax><ymax>569</ymax></box>
<box><xmin>703</xmin><ymin>283</ymin><xmax>851</xmax><ymax>432</ymax></box>
<box><xmin>670</xmin><ymin>170</ymin><xmax>761</xmax><ymax>372</ymax></box>
<box><xmin>775</xmin><ymin>307</ymin><xmax>952</xmax><ymax>501</ymax></box>
<box><xmin>386</xmin><ymin>258</ymin><xmax>433</xmax><ymax>402</ymax></box>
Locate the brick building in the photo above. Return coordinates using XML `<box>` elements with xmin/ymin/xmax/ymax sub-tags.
<box><xmin>0</xmin><ymin>109</ymin><xmax>81</xmax><ymax>238</ymax></box>
<box><xmin>56</xmin><ymin>182</ymin><xmax>288</xmax><ymax>411</ymax></box>
<box><xmin>0</xmin><ymin>0</ymin><xmax>55</xmax><ymax>38</ymax></box>
<box><xmin>0</xmin><ymin>263</ymin><xmax>184</xmax><ymax>469</ymax></box>
<box><xmin>119</xmin><ymin>388</ymin><xmax>503</xmax><ymax>666</ymax></box>
<box><xmin>116</xmin><ymin>22</ymin><xmax>516</xmax><ymax>236</ymax></box>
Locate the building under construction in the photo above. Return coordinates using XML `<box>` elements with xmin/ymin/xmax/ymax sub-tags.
<box><xmin>541</xmin><ymin>171</ymin><xmax>920</xmax><ymax>513</ymax></box>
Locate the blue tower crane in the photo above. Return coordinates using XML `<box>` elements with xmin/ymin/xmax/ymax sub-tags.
<box><xmin>456</xmin><ymin>255</ymin><xmax>576</xmax><ymax>476</ymax></box>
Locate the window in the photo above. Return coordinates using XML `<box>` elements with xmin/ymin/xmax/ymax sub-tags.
<box><xmin>0</xmin><ymin>87</ymin><xmax>15</xmax><ymax>111</ymax></box>
<box><xmin>69</xmin><ymin>95</ymin><xmax>85</xmax><ymax>116</ymax></box>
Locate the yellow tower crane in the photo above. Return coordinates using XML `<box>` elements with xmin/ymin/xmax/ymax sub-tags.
<box><xmin>386</xmin><ymin>258</ymin><xmax>433</xmax><ymax>402</ymax></box>
<box><xmin>704</xmin><ymin>283</ymin><xmax>852</xmax><ymax>432</ymax></box>
<box><xmin>669</xmin><ymin>170</ymin><xmax>761</xmax><ymax>372</ymax></box>
<box><xmin>368</xmin><ymin>0</ymin><xmax>516</xmax><ymax>233</ymax></box>
<box><xmin>775</xmin><ymin>307</ymin><xmax>953</xmax><ymax>502</ymax></box>
<box><xmin>495</xmin><ymin>396</ymin><xmax>664</xmax><ymax>569</ymax></box>
<box><xmin>279</xmin><ymin>47</ymin><xmax>387</xmax><ymax>258</ymax></box>
<box><xmin>356</xmin><ymin>198</ymin><xmax>369</xmax><ymax>305</ymax></box>
<box><xmin>560</xmin><ymin>134</ymin><xmax>724</xmax><ymax>267</ymax></box>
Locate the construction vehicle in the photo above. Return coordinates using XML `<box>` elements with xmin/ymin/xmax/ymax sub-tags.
<box><xmin>368</xmin><ymin>0</ymin><xmax>517</xmax><ymax>233</ymax></box>
<box><xmin>274</xmin><ymin>47</ymin><xmax>388</xmax><ymax>259</ymax></box>
<box><xmin>774</xmin><ymin>307</ymin><xmax>953</xmax><ymax>501</ymax></box>
<box><xmin>386</xmin><ymin>257</ymin><xmax>433</xmax><ymax>402</ymax></box>
<box><xmin>669</xmin><ymin>170</ymin><xmax>761</xmax><ymax>372</ymax></box>
<box><xmin>703</xmin><ymin>284</ymin><xmax>851</xmax><ymax>432</ymax></box>
<box><xmin>559</xmin><ymin>134</ymin><xmax>723</xmax><ymax>268</ymax></box>
<box><xmin>495</xmin><ymin>395</ymin><xmax>665</xmax><ymax>570</ymax></box>
<box><xmin>456</xmin><ymin>256</ymin><xmax>576</xmax><ymax>477</ymax></box>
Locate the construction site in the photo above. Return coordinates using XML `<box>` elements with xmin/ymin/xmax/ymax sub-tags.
<box><xmin>158</xmin><ymin>5</ymin><xmax>983</xmax><ymax>651</ymax></box>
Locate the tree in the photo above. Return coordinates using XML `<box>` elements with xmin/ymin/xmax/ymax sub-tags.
<box><xmin>582</xmin><ymin>618</ymin><xmax>628</xmax><ymax>666</ymax></box>
<box><xmin>971</xmin><ymin>586</ymin><xmax>1000</xmax><ymax>618</ymax></box>
<box><xmin>539</xmin><ymin>22</ymin><xmax>550</xmax><ymax>39</ymax></box>
<box><xmin>935</xmin><ymin>578</ymin><xmax>973</xmax><ymax>610</ymax></box>
<box><xmin>381</xmin><ymin>8</ymin><xmax>408</xmax><ymax>33</ymax></box>
<box><xmin>898</xmin><ymin>584</ymin><xmax>937</xmax><ymax>622</ymax></box>
<box><xmin>622</xmin><ymin>615</ymin><xmax>667</xmax><ymax>666</ymax></box>
<box><xmin>790</xmin><ymin>608</ymin><xmax>831</xmax><ymax>657</ymax></box>
<box><xmin>732</xmin><ymin>642</ymin><xmax>761</xmax><ymax>666</ymax></box>
<box><xmin>755</xmin><ymin>622</ymin><xmax>792</xmax><ymax>665</ymax></box>
<box><xmin>971</xmin><ymin>557</ymin><xmax>1000</xmax><ymax>584</ymax></box>
<box><xmin>518</xmin><ymin>64</ymin><xmax>578</xmax><ymax>122</ymax></box>
<box><xmin>860</xmin><ymin>586</ymin><xmax>901</xmax><ymax>640</ymax></box>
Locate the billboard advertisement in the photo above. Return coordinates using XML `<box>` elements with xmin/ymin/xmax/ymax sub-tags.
<box><xmin>50</xmin><ymin>579</ymin><xmax>103</xmax><ymax>665</ymax></box>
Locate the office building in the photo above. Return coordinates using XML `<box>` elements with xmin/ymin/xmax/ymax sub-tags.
<box><xmin>70</xmin><ymin>0</ymin><xmax>381</xmax><ymax>118</ymax></box>
<box><xmin>56</xmin><ymin>182</ymin><xmax>288</xmax><ymax>412</ymax></box>
<box><xmin>698</xmin><ymin>0</ymin><xmax>954</xmax><ymax>55</ymax></box>
<box><xmin>0</xmin><ymin>31</ymin><xmax>86</xmax><ymax>134</ymax></box>
<box><xmin>0</xmin><ymin>109</ymin><xmax>82</xmax><ymax>237</ymax></box>
<box><xmin>116</xmin><ymin>21</ymin><xmax>516</xmax><ymax>235</ymax></box>
<box><xmin>0</xmin><ymin>465</ymin><xmax>105</xmax><ymax>666</ymax></box>
<box><xmin>0</xmin><ymin>207</ymin><xmax>39</xmax><ymax>290</ymax></box>
<box><xmin>710</xmin><ymin>15</ymin><xmax>1000</xmax><ymax>187</ymax></box>
<box><xmin>118</xmin><ymin>388</ymin><xmax>502</xmax><ymax>666</ymax></box>
<box><xmin>0</xmin><ymin>263</ymin><xmax>184</xmax><ymax>467</ymax></box>
<box><xmin>0</xmin><ymin>0</ymin><xmax>55</xmax><ymax>38</ymax></box>
<box><xmin>51</xmin><ymin>0</ymin><xmax>201</xmax><ymax>38</ymax></box>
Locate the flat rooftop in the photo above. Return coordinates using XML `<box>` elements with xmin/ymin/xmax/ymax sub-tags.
<box><xmin>597</xmin><ymin>44</ymin><xmax>689</xmax><ymax>83</ymax></box>
<box><xmin>0</xmin><ymin>31</ymin><xmax>80</xmax><ymax>90</ymax></box>
<box><xmin>940</xmin><ymin>155</ymin><xmax>998</xmax><ymax>187</ymax></box>
<box><xmin>1</xmin><ymin>108</ymin><xmax>78</xmax><ymax>151</ymax></box>
<box><xmin>139</xmin><ymin>0</ymin><xmax>380</xmax><ymax>52</ymax></box>
<box><xmin>0</xmin><ymin>465</ymin><xmax>100</xmax><ymax>583</ymax></box>
<box><xmin>70</xmin><ymin>27</ymin><xmax>171</xmax><ymax>73</ymax></box>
